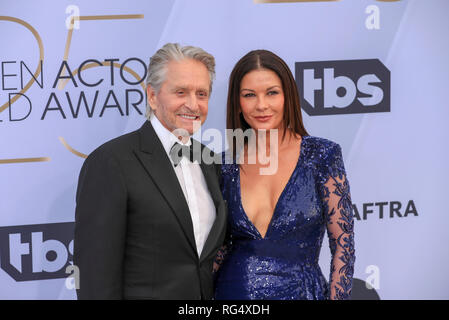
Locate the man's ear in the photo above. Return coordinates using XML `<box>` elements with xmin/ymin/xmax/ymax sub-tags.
<box><xmin>146</xmin><ymin>85</ymin><xmax>158</xmax><ymax>111</ymax></box>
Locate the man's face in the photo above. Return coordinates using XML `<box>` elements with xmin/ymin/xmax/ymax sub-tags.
<box><xmin>147</xmin><ymin>58</ymin><xmax>211</xmax><ymax>136</ymax></box>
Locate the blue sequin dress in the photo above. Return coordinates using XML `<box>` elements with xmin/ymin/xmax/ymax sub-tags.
<box><xmin>214</xmin><ymin>136</ymin><xmax>355</xmax><ymax>300</ymax></box>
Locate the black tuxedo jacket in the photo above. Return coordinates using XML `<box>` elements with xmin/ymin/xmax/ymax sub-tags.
<box><xmin>73</xmin><ymin>120</ymin><xmax>227</xmax><ymax>299</ymax></box>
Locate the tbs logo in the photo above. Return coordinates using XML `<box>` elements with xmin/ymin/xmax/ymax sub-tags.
<box><xmin>295</xmin><ymin>59</ymin><xmax>390</xmax><ymax>116</ymax></box>
<box><xmin>0</xmin><ymin>222</ymin><xmax>74</xmax><ymax>281</ymax></box>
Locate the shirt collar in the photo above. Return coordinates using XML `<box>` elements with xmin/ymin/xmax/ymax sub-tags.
<box><xmin>150</xmin><ymin>114</ymin><xmax>192</xmax><ymax>159</ymax></box>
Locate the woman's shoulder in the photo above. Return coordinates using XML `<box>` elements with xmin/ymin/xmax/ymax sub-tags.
<box><xmin>301</xmin><ymin>135</ymin><xmax>342</xmax><ymax>165</ymax></box>
<box><xmin>302</xmin><ymin>135</ymin><xmax>340</xmax><ymax>149</ymax></box>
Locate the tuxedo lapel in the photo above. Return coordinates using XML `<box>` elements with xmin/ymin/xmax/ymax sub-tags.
<box><xmin>197</xmin><ymin>142</ymin><xmax>227</xmax><ymax>263</ymax></box>
<box><xmin>200</xmin><ymin>199</ymin><xmax>226</xmax><ymax>263</ymax></box>
<box><xmin>196</xmin><ymin>141</ymin><xmax>222</xmax><ymax>206</ymax></box>
<box><xmin>134</xmin><ymin>121</ymin><xmax>197</xmax><ymax>255</ymax></box>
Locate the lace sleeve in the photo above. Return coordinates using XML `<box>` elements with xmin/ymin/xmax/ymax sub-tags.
<box><xmin>214</xmin><ymin>157</ymin><xmax>231</xmax><ymax>274</ymax></box>
<box><xmin>319</xmin><ymin>143</ymin><xmax>355</xmax><ymax>300</ymax></box>
<box><xmin>213</xmin><ymin>223</ymin><xmax>232</xmax><ymax>274</ymax></box>
<box><xmin>213</xmin><ymin>245</ymin><xmax>229</xmax><ymax>273</ymax></box>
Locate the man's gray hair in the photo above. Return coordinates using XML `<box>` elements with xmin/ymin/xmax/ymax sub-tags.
<box><xmin>145</xmin><ymin>43</ymin><xmax>216</xmax><ymax>118</ymax></box>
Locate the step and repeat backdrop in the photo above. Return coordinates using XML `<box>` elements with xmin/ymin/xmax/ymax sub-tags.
<box><xmin>1</xmin><ymin>0</ymin><xmax>448</xmax><ymax>299</ymax></box>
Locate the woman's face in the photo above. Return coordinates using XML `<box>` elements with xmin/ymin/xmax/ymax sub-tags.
<box><xmin>239</xmin><ymin>68</ymin><xmax>285</xmax><ymax>131</ymax></box>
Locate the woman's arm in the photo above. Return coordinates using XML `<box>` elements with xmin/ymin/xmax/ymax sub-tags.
<box><xmin>320</xmin><ymin>143</ymin><xmax>355</xmax><ymax>300</ymax></box>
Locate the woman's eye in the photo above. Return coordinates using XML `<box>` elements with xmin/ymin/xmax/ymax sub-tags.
<box><xmin>268</xmin><ymin>91</ymin><xmax>279</xmax><ymax>96</ymax></box>
<box><xmin>242</xmin><ymin>93</ymin><xmax>255</xmax><ymax>98</ymax></box>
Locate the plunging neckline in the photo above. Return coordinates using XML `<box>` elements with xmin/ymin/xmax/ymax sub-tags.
<box><xmin>237</xmin><ymin>136</ymin><xmax>305</xmax><ymax>239</ymax></box>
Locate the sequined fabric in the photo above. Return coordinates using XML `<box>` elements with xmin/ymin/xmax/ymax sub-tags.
<box><xmin>214</xmin><ymin>136</ymin><xmax>355</xmax><ymax>300</ymax></box>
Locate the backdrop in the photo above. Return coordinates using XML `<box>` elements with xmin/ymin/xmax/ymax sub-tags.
<box><xmin>1</xmin><ymin>0</ymin><xmax>448</xmax><ymax>299</ymax></box>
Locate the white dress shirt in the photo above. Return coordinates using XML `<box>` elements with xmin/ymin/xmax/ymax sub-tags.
<box><xmin>150</xmin><ymin>115</ymin><xmax>216</xmax><ymax>257</ymax></box>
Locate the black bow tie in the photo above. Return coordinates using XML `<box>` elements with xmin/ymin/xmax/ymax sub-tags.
<box><xmin>170</xmin><ymin>141</ymin><xmax>199</xmax><ymax>167</ymax></box>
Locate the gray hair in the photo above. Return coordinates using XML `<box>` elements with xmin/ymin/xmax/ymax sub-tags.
<box><xmin>145</xmin><ymin>43</ymin><xmax>216</xmax><ymax>118</ymax></box>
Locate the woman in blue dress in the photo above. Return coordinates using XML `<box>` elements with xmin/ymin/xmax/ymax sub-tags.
<box><xmin>214</xmin><ymin>50</ymin><xmax>355</xmax><ymax>300</ymax></box>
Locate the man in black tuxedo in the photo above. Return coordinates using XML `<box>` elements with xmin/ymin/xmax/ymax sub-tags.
<box><xmin>73</xmin><ymin>43</ymin><xmax>226</xmax><ymax>299</ymax></box>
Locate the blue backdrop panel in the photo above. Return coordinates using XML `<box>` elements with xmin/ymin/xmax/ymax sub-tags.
<box><xmin>0</xmin><ymin>0</ymin><xmax>448</xmax><ymax>299</ymax></box>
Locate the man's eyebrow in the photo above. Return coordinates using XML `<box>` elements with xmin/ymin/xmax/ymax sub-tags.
<box><xmin>171</xmin><ymin>86</ymin><xmax>188</xmax><ymax>91</ymax></box>
<box><xmin>171</xmin><ymin>86</ymin><xmax>209</xmax><ymax>92</ymax></box>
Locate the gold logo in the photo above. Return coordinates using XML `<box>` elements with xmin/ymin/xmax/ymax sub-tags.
<box><xmin>57</xmin><ymin>14</ymin><xmax>145</xmax><ymax>159</ymax></box>
<box><xmin>0</xmin><ymin>16</ymin><xmax>44</xmax><ymax>115</ymax></box>
<box><xmin>0</xmin><ymin>157</ymin><xmax>50</xmax><ymax>164</ymax></box>
<box><xmin>0</xmin><ymin>17</ymin><xmax>46</xmax><ymax>164</ymax></box>
<box><xmin>0</xmin><ymin>14</ymin><xmax>144</xmax><ymax>163</ymax></box>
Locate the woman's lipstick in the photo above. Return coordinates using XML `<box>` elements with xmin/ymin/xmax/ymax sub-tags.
<box><xmin>254</xmin><ymin>115</ymin><xmax>272</xmax><ymax>122</ymax></box>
